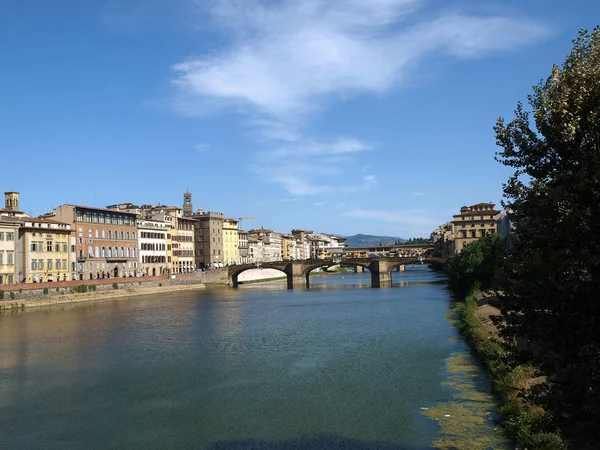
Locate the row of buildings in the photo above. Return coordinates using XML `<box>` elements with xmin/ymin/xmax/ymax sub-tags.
<box><xmin>430</xmin><ymin>202</ymin><xmax>512</xmax><ymax>256</ymax></box>
<box><xmin>0</xmin><ymin>191</ymin><xmax>347</xmax><ymax>285</ymax></box>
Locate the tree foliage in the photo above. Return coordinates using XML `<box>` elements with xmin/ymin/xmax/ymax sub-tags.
<box><xmin>447</xmin><ymin>234</ymin><xmax>506</xmax><ymax>299</ymax></box>
<box><xmin>494</xmin><ymin>28</ymin><xmax>600</xmax><ymax>448</ymax></box>
<box><xmin>400</xmin><ymin>237</ymin><xmax>431</xmax><ymax>245</ymax></box>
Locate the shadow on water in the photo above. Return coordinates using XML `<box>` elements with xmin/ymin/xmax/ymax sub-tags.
<box><xmin>207</xmin><ymin>434</ymin><xmax>431</xmax><ymax>450</ymax></box>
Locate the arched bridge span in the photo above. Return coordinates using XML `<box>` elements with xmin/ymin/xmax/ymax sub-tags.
<box><xmin>228</xmin><ymin>258</ymin><xmax>446</xmax><ymax>289</ymax></box>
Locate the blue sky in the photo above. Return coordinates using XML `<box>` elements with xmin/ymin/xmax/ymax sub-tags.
<box><xmin>2</xmin><ymin>0</ymin><xmax>599</xmax><ymax>238</ymax></box>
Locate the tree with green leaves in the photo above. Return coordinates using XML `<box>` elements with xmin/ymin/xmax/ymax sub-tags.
<box><xmin>447</xmin><ymin>234</ymin><xmax>506</xmax><ymax>299</ymax></box>
<box><xmin>495</xmin><ymin>28</ymin><xmax>600</xmax><ymax>448</ymax></box>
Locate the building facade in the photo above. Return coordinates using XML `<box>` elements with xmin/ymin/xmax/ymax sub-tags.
<box><xmin>238</xmin><ymin>229</ymin><xmax>249</xmax><ymax>264</ymax></box>
<box><xmin>138</xmin><ymin>218</ymin><xmax>170</xmax><ymax>276</ymax></box>
<box><xmin>248</xmin><ymin>228</ymin><xmax>281</xmax><ymax>262</ymax></box>
<box><xmin>193</xmin><ymin>211</ymin><xmax>224</xmax><ymax>269</ymax></box>
<box><xmin>174</xmin><ymin>216</ymin><xmax>196</xmax><ymax>273</ymax></box>
<box><xmin>0</xmin><ymin>217</ymin><xmax>19</xmax><ymax>285</ymax></box>
<box><xmin>223</xmin><ymin>218</ymin><xmax>239</xmax><ymax>265</ymax></box>
<box><xmin>451</xmin><ymin>202</ymin><xmax>501</xmax><ymax>254</ymax></box>
<box><xmin>54</xmin><ymin>205</ymin><xmax>139</xmax><ymax>280</ymax></box>
<box><xmin>20</xmin><ymin>218</ymin><xmax>72</xmax><ymax>283</ymax></box>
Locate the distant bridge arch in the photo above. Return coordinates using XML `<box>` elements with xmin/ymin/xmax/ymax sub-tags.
<box><xmin>227</xmin><ymin>257</ymin><xmax>446</xmax><ymax>289</ymax></box>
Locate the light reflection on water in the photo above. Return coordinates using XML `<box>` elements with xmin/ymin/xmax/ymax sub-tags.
<box><xmin>0</xmin><ymin>268</ymin><xmax>507</xmax><ymax>449</ymax></box>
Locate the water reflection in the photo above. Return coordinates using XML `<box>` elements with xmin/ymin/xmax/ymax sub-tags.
<box><xmin>0</xmin><ymin>269</ymin><xmax>506</xmax><ymax>449</ymax></box>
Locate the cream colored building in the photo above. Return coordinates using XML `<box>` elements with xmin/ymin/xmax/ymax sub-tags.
<box><xmin>451</xmin><ymin>202</ymin><xmax>501</xmax><ymax>254</ymax></box>
<box><xmin>20</xmin><ymin>218</ymin><xmax>72</xmax><ymax>283</ymax></box>
<box><xmin>138</xmin><ymin>218</ymin><xmax>170</xmax><ymax>276</ymax></box>
<box><xmin>223</xmin><ymin>218</ymin><xmax>240</xmax><ymax>265</ymax></box>
<box><xmin>0</xmin><ymin>217</ymin><xmax>19</xmax><ymax>285</ymax></box>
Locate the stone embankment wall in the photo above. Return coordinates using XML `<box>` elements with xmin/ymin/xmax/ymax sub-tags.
<box><xmin>0</xmin><ymin>269</ymin><xmax>229</xmax><ymax>301</ymax></box>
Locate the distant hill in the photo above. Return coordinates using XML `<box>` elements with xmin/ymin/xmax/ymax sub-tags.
<box><xmin>344</xmin><ymin>234</ymin><xmax>405</xmax><ymax>247</ymax></box>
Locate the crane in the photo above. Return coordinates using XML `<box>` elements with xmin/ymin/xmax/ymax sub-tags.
<box><xmin>238</xmin><ymin>216</ymin><xmax>253</xmax><ymax>231</ymax></box>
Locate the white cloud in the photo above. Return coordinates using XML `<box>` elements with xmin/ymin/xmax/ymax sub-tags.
<box><xmin>411</xmin><ymin>191</ymin><xmax>424</xmax><ymax>196</ymax></box>
<box><xmin>170</xmin><ymin>0</ymin><xmax>550</xmax><ymax>196</ymax></box>
<box><xmin>251</xmin><ymin>137</ymin><xmax>377</xmax><ymax>195</ymax></box>
<box><xmin>173</xmin><ymin>0</ymin><xmax>550</xmax><ymax>118</ymax></box>
<box><xmin>194</xmin><ymin>142</ymin><xmax>211</xmax><ymax>152</ymax></box>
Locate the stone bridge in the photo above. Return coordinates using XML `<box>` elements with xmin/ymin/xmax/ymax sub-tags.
<box><xmin>228</xmin><ymin>257</ymin><xmax>447</xmax><ymax>289</ymax></box>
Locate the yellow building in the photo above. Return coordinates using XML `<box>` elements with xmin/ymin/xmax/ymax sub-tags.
<box><xmin>451</xmin><ymin>202</ymin><xmax>500</xmax><ymax>254</ymax></box>
<box><xmin>223</xmin><ymin>218</ymin><xmax>239</xmax><ymax>265</ymax></box>
<box><xmin>20</xmin><ymin>218</ymin><xmax>72</xmax><ymax>283</ymax></box>
<box><xmin>281</xmin><ymin>234</ymin><xmax>295</xmax><ymax>260</ymax></box>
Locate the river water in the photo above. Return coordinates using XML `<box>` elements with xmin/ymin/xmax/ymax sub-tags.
<box><xmin>0</xmin><ymin>268</ymin><xmax>510</xmax><ymax>449</ymax></box>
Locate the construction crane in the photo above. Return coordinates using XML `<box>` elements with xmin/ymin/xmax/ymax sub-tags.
<box><xmin>238</xmin><ymin>216</ymin><xmax>253</xmax><ymax>231</ymax></box>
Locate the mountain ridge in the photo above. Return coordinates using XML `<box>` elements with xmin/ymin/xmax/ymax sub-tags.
<box><xmin>343</xmin><ymin>234</ymin><xmax>405</xmax><ymax>247</ymax></box>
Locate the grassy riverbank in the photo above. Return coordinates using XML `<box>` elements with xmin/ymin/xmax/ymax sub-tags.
<box><xmin>459</xmin><ymin>288</ymin><xmax>564</xmax><ymax>448</ymax></box>
<box><xmin>237</xmin><ymin>276</ymin><xmax>286</xmax><ymax>284</ymax></box>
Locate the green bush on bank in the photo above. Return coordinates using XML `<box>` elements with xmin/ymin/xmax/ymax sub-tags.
<box><xmin>447</xmin><ymin>234</ymin><xmax>506</xmax><ymax>299</ymax></box>
<box><xmin>459</xmin><ymin>288</ymin><xmax>564</xmax><ymax>449</ymax></box>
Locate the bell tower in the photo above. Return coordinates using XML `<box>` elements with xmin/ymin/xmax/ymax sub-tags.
<box><xmin>4</xmin><ymin>192</ymin><xmax>19</xmax><ymax>211</ymax></box>
<box><xmin>183</xmin><ymin>189</ymin><xmax>193</xmax><ymax>217</ymax></box>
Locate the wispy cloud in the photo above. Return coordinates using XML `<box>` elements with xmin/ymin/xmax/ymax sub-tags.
<box><xmin>411</xmin><ymin>191</ymin><xmax>424</xmax><ymax>196</ymax></box>
<box><xmin>194</xmin><ymin>142</ymin><xmax>211</xmax><ymax>152</ymax></box>
<box><xmin>170</xmin><ymin>0</ymin><xmax>550</xmax><ymax>195</ymax></box>
<box><xmin>173</xmin><ymin>0</ymin><xmax>550</xmax><ymax>118</ymax></box>
<box><xmin>251</xmin><ymin>137</ymin><xmax>377</xmax><ymax>195</ymax></box>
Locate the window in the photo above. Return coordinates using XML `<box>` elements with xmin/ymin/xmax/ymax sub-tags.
<box><xmin>102</xmin><ymin>230</ymin><xmax>105</xmax><ymax>238</ymax></box>
<box><xmin>118</xmin><ymin>216</ymin><xmax>123</xmax><ymax>225</ymax></box>
<box><xmin>101</xmin><ymin>247</ymin><xmax>105</xmax><ymax>257</ymax></box>
<box><xmin>62</xmin><ymin>259</ymin><xmax>67</xmax><ymax>269</ymax></box>
<box><xmin>47</xmin><ymin>259</ymin><xmax>52</xmax><ymax>270</ymax></box>
<box><xmin>126</xmin><ymin>232</ymin><xmax>130</xmax><ymax>240</ymax></box>
<box><xmin>56</xmin><ymin>259</ymin><xmax>61</xmax><ymax>269</ymax></box>
<box><xmin>85</xmin><ymin>211</ymin><xmax>92</xmax><ymax>222</ymax></box>
<box><xmin>93</xmin><ymin>213</ymin><xmax>98</xmax><ymax>223</ymax></box>
<box><xmin>6</xmin><ymin>232</ymin><xmax>14</xmax><ymax>241</ymax></box>
<box><xmin>76</xmin><ymin>210</ymin><xmax>83</xmax><ymax>222</ymax></box>
<box><xmin>89</xmin><ymin>263</ymin><xmax>93</xmax><ymax>270</ymax></box>
<box><xmin>95</xmin><ymin>246</ymin><xmax>99</xmax><ymax>258</ymax></box>
<box><xmin>32</xmin><ymin>260</ymin><xmax>37</xmax><ymax>270</ymax></box>
<box><xmin>106</xmin><ymin>215</ymin><xmax>112</xmax><ymax>225</ymax></box>
<box><xmin>88</xmin><ymin>229</ymin><xmax>92</xmax><ymax>238</ymax></box>
<box><xmin>95</xmin><ymin>230</ymin><xmax>99</xmax><ymax>238</ymax></box>
<box><xmin>55</xmin><ymin>243</ymin><xmax>60</xmax><ymax>252</ymax></box>
<box><xmin>120</xmin><ymin>231</ymin><xmax>124</xmax><ymax>240</ymax></box>
<box><xmin>0</xmin><ymin>251</ymin><xmax>2</xmax><ymax>264</ymax></box>
<box><xmin>7</xmin><ymin>274</ymin><xmax>13</xmax><ymax>284</ymax></box>
<box><xmin>63</xmin><ymin>243</ymin><xmax>68</xmax><ymax>252</ymax></box>
<box><xmin>99</xmin><ymin>214</ymin><xmax>105</xmax><ymax>224</ymax></box>
<box><xmin>108</xmin><ymin>230</ymin><xmax>112</xmax><ymax>239</ymax></box>
<box><xmin>0</xmin><ymin>232</ymin><xmax>4</xmax><ymax>240</ymax></box>
<box><xmin>78</xmin><ymin>227</ymin><xmax>83</xmax><ymax>237</ymax></box>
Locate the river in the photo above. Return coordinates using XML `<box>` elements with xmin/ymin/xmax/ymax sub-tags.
<box><xmin>0</xmin><ymin>267</ymin><xmax>510</xmax><ymax>449</ymax></box>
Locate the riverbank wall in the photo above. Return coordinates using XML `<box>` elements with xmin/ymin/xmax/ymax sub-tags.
<box><xmin>0</xmin><ymin>269</ymin><xmax>229</xmax><ymax>301</ymax></box>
